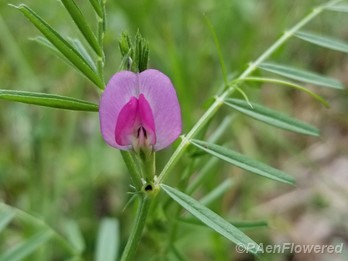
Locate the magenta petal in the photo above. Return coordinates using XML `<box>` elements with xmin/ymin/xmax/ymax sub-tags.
<box><xmin>99</xmin><ymin>71</ymin><xmax>138</xmax><ymax>150</ymax></box>
<box><xmin>115</xmin><ymin>96</ymin><xmax>139</xmax><ymax>146</ymax></box>
<box><xmin>139</xmin><ymin>69</ymin><xmax>181</xmax><ymax>150</ymax></box>
<box><xmin>138</xmin><ymin>94</ymin><xmax>156</xmax><ymax>145</ymax></box>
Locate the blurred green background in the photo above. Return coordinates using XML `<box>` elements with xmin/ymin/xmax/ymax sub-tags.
<box><xmin>0</xmin><ymin>0</ymin><xmax>348</xmax><ymax>260</ymax></box>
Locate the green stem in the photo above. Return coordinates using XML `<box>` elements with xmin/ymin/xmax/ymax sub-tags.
<box><xmin>157</xmin><ymin>0</ymin><xmax>340</xmax><ymax>184</ymax></box>
<box><xmin>96</xmin><ymin>0</ymin><xmax>106</xmax><ymax>85</ymax></box>
<box><xmin>120</xmin><ymin>151</ymin><xmax>143</xmax><ymax>191</ymax></box>
<box><xmin>120</xmin><ymin>196</ymin><xmax>152</xmax><ymax>261</ymax></box>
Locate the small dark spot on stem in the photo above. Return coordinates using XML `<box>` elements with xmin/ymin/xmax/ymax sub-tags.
<box><xmin>144</xmin><ymin>184</ymin><xmax>153</xmax><ymax>191</ymax></box>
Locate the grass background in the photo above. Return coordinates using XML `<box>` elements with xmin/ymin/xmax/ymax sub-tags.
<box><xmin>0</xmin><ymin>0</ymin><xmax>348</xmax><ymax>260</ymax></box>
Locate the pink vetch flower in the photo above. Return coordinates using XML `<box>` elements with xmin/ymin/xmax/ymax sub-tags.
<box><xmin>99</xmin><ymin>69</ymin><xmax>182</xmax><ymax>151</ymax></box>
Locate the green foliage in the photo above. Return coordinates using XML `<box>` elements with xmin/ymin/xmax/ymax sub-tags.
<box><xmin>224</xmin><ymin>98</ymin><xmax>319</xmax><ymax>136</ymax></box>
<box><xmin>295</xmin><ymin>31</ymin><xmax>348</xmax><ymax>53</ymax></box>
<box><xmin>160</xmin><ymin>184</ymin><xmax>260</xmax><ymax>254</ymax></box>
<box><xmin>11</xmin><ymin>4</ymin><xmax>104</xmax><ymax>89</ymax></box>
<box><xmin>0</xmin><ymin>0</ymin><xmax>347</xmax><ymax>260</ymax></box>
<box><xmin>0</xmin><ymin>89</ymin><xmax>99</xmax><ymax>111</ymax></box>
<box><xmin>60</xmin><ymin>0</ymin><xmax>102</xmax><ymax>56</ymax></box>
<box><xmin>190</xmin><ymin>139</ymin><xmax>295</xmax><ymax>185</ymax></box>
<box><xmin>258</xmin><ymin>62</ymin><xmax>344</xmax><ymax>89</ymax></box>
<box><xmin>0</xmin><ymin>230</ymin><xmax>53</xmax><ymax>261</ymax></box>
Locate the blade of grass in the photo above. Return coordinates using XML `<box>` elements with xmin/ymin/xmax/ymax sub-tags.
<box><xmin>0</xmin><ymin>230</ymin><xmax>53</xmax><ymax>261</ymax></box>
<box><xmin>0</xmin><ymin>89</ymin><xmax>99</xmax><ymax>111</ymax></box>
<box><xmin>95</xmin><ymin>218</ymin><xmax>120</xmax><ymax>261</ymax></box>
<box><xmin>0</xmin><ymin>206</ymin><xmax>15</xmax><ymax>232</ymax></box>
<box><xmin>0</xmin><ymin>203</ymin><xmax>77</xmax><ymax>255</ymax></box>
<box><xmin>190</xmin><ymin>139</ymin><xmax>295</xmax><ymax>185</ymax></box>
<box><xmin>62</xmin><ymin>220</ymin><xmax>85</xmax><ymax>255</ymax></box>
<box><xmin>204</xmin><ymin>15</ymin><xmax>228</xmax><ymax>86</ymax></box>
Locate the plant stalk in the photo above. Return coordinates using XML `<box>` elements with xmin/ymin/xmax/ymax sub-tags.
<box><xmin>120</xmin><ymin>196</ymin><xmax>152</xmax><ymax>261</ymax></box>
<box><xmin>157</xmin><ymin>0</ymin><xmax>341</xmax><ymax>183</ymax></box>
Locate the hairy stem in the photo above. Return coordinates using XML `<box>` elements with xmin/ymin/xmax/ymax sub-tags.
<box><xmin>157</xmin><ymin>0</ymin><xmax>341</xmax><ymax>183</ymax></box>
<box><xmin>120</xmin><ymin>196</ymin><xmax>152</xmax><ymax>261</ymax></box>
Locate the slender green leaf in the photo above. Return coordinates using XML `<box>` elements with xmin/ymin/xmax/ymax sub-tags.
<box><xmin>199</xmin><ymin>179</ymin><xmax>234</xmax><ymax>206</ymax></box>
<box><xmin>224</xmin><ymin>98</ymin><xmax>319</xmax><ymax>136</ymax></box>
<box><xmin>0</xmin><ymin>89</ymin><xmax>99</xmax><ymax>111</ymax></box>
<box><xmin>31</xmin><ymin>36</ymin><xmax>97</xmax><ymax>73</ymax></box>
<box><xmin>61</xmin><ymin>0</ymin><xmax>102</xmax><ymax>56</ymax></box>
<box><xmin>240</xmin><ymin>77</ymin><xmax>329</xmax><ymax>107</ymax></box>
<box><xmin>231</xmin><ymin>220</ymin><xmax>268</xmax><ymax>230</ymax></box>
<box><xmin>160</xmin><ymin>184</ymin><xmax>260</xmax><ymax>254</ymax></box>
<box><xmin>89</xmin><ymin>0</ymin><xmax>103</xmax><ymax>18</ymax></box>
<box><xmin>190</xmin><ymin>140</ymin><xmax>295</xmax><ymax>185</ymax></box>
<box><xmin>204</xmin><ymin>15</ymin><xmax>227</xmax><ymax>85</ymax></box>
<box><xmin>95</xmin><ymin>218</ymin><xmax>119</xmax><ymax>261</ymax></box>
<box><xmin>62</xmin><ymin>220</ymin><xmax>85</xmax><ymax>254</ymax></box>
<box><xmin>0</xmin><ymin>230</ymin><xmax>53</xmax><ymax>261</ymax></box>
<box><xmin>11</xmin><ymin>4</ymin><xmax>104</xmax><ymax>89</ymax></box>
<box><xmin>69</xmin><ymin>38</ymin><xmax>97</xmax><ymax>71</ymax></box>
<box><xmin>325</xmin><ymin>4</ymin><xmax>348</xmax><ymax>13</ymax></box>
<box><xmin>295</xmin><ymin>31</ymin><xmax>348</xmax><ymax>53</ymax></box>
<box><xmin>179</xmin><ymin>218</ymin><xmax>268</xmax><ymax>230</ymax></box>
<box><xmin>0</xmin><ymin>206</ymin><xmax>15</xmax><ymax>232</ymax></box>
<box><xmin>31</xmin><ymin>36</ymin><xmax>70</xmax><ymax>63</ymax></box>
<box><xmin>258</xmin><ymin>62</ymin><xmax>343</xmax><ymax>89</ymax></box>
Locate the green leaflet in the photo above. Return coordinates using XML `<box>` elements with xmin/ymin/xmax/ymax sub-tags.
<box><xmin>95</xmin><ymin>218</ymin><xmax>120</xmax><ymax>261</ymax></box>
<box><xmin>179</xmin><ymin>218</ymin><xmax>268</xmax><ymax>230</ymax></box>
<box><xmin>258</xmin><ymin>62</ymin><xmax>343</xmax><ymax>89</ymax></box>
<box><xmin>0</xmin><ymin>230</ymin><xmax>53</xmax><ymax>261</ymax></box>
<box><xmin>0</xmin><ymin>206</ymin><xmax>15</xmax><ymax>233</ymax></box>
<box><xmin>0</xmin><ymin>89</ymin><xmax>99</xmax><ymax>112</ymax></box>
<box><xmin>224</xmin><ymin>98</ymin><xmax>319</xmax><ymax>136</ymax></box>
<box><xmin>160</xmin><ymin>184</ymin><xmax>261</xmax><ymax>255</ymax></box>
<box><xmin>61</xmin><ymin>0</ymin><xmax>102</xmax><ymax>56</ymax></box>
<box><xmin>240</xmin><ymin>77</ymin><xmax>329</xmax><ymax>107</ymax></box>
<box><xmin>295</xmin><ymin>31</ymin><xmax>348</xmax><ymax>53</ymax></box>
<box><xmin>190</xmin><ymin>139</ymin><xmax>295</xmax><ymax>185</ymax></box>
<box><xmin>89</xmin><ymin>0</ymin><xmax>103</xmax><ymax>18</ymax></box>
<box><xmin>325</xmin><ymin>4</ymin><xmax>348</xmax><ymax>13</ymax></box>
<box><xmin>31</xmin><ymin>36</ymin><xmax>97</xmax><ymax>72</ymax></box>
<box><xmin>11</xmin><ymin>4</ymin><xmax>104</xmax><ymax>89</ymax></box>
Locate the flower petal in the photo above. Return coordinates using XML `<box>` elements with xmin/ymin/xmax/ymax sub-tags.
<box><xmin>138</xmin><ymin>94</ymin><xmax>156</xmax><ymax>145</ymax></box>
<box><xmin>99</xmin><ymin>71</ymin><xmax>137</xmax><ymax>150</ymax></box>
<box><xmin>115</xmin><ymin>96</ymin><xmax>139</xmax><ymax>146</ymax></box>
<box><xmin>139</xmin><ymin>69</ymin><xmax>182</xmax><ymax>150</ymax></box>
